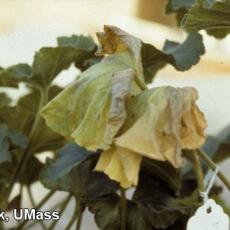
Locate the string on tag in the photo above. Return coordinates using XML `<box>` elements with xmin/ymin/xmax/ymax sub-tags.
<box><xmin>199</xmin><ymin>165</ymin><xmax>219</xmax><ymax>203</ymax></box>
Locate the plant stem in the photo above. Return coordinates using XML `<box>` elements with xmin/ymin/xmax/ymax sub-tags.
<box><xmin>76</xmin><ymin>200</ymin><xmax>84</xmax><ymax>230</ymax></box>
<box><xmin>27</xmin><ymin>186</ymin><xmax>36</xmax><ymax>207</ymax></box>
<box><xmin>17</xmin><ymin>190</ymin><xmax>55</xmax><ymax>229</ymax></box>
<box><xmin>197</xmin><ymin>149</ymin><xmax>230</xmax><ymax>191</ymax></box>
<box><xmin>48</xmin><ymin>194</ymin><xmax>72</xmax><ymax>230</ymax></box>
<box><xmin>120</xmin><ymin>187</ymin><xmax>127</xmax><ymax>230</ymax></box>
<box><xmin>6</xmin><ymin>87</ymin><xmax>49</xmax><ymax>205</ymax></box>
<box><xmin>65</xmin><ymin>205</ymin><xmax>77</xmax><ymax>230</ymax></box>
<box><xmin>192</xmin><ymin>150</ymin><xmax>205</xmax><ymax>192</ymax></box>
<box><xmin>24</xmin><ymin>198</ymin><xmax>65</xmax><ymax>230</ymax></box>
<box><xmin>27</xmin><ymin>186</ymin><xmax>47</xmax><ymax>230</ymax></box>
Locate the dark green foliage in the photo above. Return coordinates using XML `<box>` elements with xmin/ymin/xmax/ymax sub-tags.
<box><xmin>40</xmin><ymin>143</ymin><xmax>118</xmax><ymax>200</ymax></box>
<box><xmin>203</xmin><ymin>125</ymin><xmax>230</xmax><ymax>163</ymax></box>
<box><xmin>0</xmin><ymin>124</ymin><xmax>28</xmax><ymax>164</ymax></box>
<box><xmin>166</xmin><ymin>0</ymin><xmax>230</xmax><ymax>38</ymax></box>
<box><xmin>141</xmin><ymin>32</ymin><xmax>204</xmax><ymax>83</ymax></box>
<box><xmin>0</xmin><ymin>63</ymin><xmax>32</xmax><ymax>87</ymax></box>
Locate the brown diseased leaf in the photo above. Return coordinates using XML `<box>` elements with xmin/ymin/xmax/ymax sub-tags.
<box><xmin>115</xmin><ymin>86</ymin><xmax>207</xmax><ymax>168</ymax></box>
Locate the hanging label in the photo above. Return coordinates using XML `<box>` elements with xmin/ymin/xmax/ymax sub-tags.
<box><xmin>187</xmin><ymin>199</ymin><xmax>229</xmax><ymax>230</ymax></box>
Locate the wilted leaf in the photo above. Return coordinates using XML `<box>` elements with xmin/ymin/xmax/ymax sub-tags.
<box><xmin>182</xmin><ymin>0</ymin><xmax>230</xmax><ymax>38</ymax></box>
<box><xmin>40</xmin><ymin>144</ymin><xmax>118</xmax><ymax>199</ymax></box>
<box><xmin>41</xmin><ymin>26</ymin><xmax>146</xmax><ymax>152</ymax></box>
<box><xmin>116</xmin><ymin>86</ymin><xmax>207</xmax><ymax>168</ymax></box>
<box><xmin>141</xmin><ymin>32</ymin><xmax>204</xmax><ymax>83</ymax></box>
<box><xmin>95</xmin><ymin>146</ymin><xmax>142</xmax><ymax>188</ymax></box>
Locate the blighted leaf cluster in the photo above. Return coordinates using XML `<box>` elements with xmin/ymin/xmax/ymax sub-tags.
<box><xmin>41</xmin><ymin>26</ymin><xmax>207</xmax><ymax>189</ymax></box>
<box><xmin>0</xmin><ymin>21</ymin><xmax>228</xmax><ymax>229</ymax></box>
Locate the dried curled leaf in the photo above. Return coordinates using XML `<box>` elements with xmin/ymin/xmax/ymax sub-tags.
<box><xmin>96</xmin><ymin>25</ymin><xmax>141</xmax><ymax>60</ymax></box>
<box><xmin>115</xmin><ymin>86</ymin><xmax>207</xmax><ymax>168</ymax></box>
<box><xmin>95</xmin><ymin>146</ymin><xmax>142</xmax><ymax>188</ymax></box>
<box><xmin>41</xmin><ymin>26</ymin><xmax>146</xmax><ymax>151</ymax></box>
<box><xmin>42</xmin><ymin>26</ymin><xmax>207</xmax><ymax>188</ymax></box>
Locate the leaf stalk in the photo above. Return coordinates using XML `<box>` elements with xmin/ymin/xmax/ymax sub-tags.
<box><xmin>197</xmin><ymin>149</ymin><xmax>230</xmax><ymax>191</ymax></box>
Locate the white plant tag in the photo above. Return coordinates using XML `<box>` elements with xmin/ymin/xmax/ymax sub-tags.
<box><xmin>187</xmin><ymin>199</ymin><xmax>229</xmax><ymax>230</ymax></box>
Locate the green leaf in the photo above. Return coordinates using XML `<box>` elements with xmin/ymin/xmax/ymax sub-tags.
<box><xmin>141</xmin><ymin>42</ymin><xmax>172</xmax><ymax>83</ymax></box>
<box><xmin>165</xmin><ymin>0</ymin><xmax>195</xmax><ymax>26</ymax></box>
<box><xmin>213</xmin><ymin>141</ymin><xmax>230</xmax><ymax>163</ymax></box>
<box><xmin>31</xmin><ymin>35</ymin><xmax>96</xmax><ymax>88</ymax></box>
<box><xmin>18</xmin><ymin>156</ymin><xmax>43</xmax><ymax>185</ymax></box>
<box><xmin>0</xmin><ymin>93</ymin><xmax>11</xmax><ymax>107</ymax></box>
<box><xmin>167</xmin><ymin>0</ymin><xmax>195</xmax><ymax>10</ymax></box>
<box><xmin>0</xmin><ymin>64</ymin><xmax>32</xmax><ymax>87</ymax></box>
<box><xmin>40</xmin><ymin>144</ymin><xmax>118</xmax><ymax>199</ymax></box>
<box><xmin>42</xmin><ymin>143</ymin><xmax>93</xmax><ymax>181</ymax></box>
<box><xmin>163</xmin><ymin>32</ymin><xmax>205</xmax><ymax>71</ymax></box>
<box><xmin>202</xmin><ymin>125</ymin><xmax>230</xmax><ymax>163</ymax></box>
<box><xmin>0</xmin><ymin>105</ymin><xmax>34</xmax><ymax>136</ymax></box>
<box><xmin>33</xmin><ymin>125</ymin><xmax>67</xmax><ymax>153</ymax></box>
<box><xmin>0</xmin><ymin>35</ymin><xmax>96</xmax><ymax>89</ymax></box>
<box><xmin>18</xmin><ymin>85</ymin><xmax>62</xmax><ymax>114</ymax></box>
<box><xmin>14</xmin><ymin>85</ymin><xmax>66</xmax><ymax>152</ymax></box>
<box><xmin>0</xmin><ymin>124</ymin><xmax>11</xmax><ymax>163</ymax></box>
<box><xmin>58</xmin><ymin>35</ymin><xmax>99</xmax><ymax>71</ymax></box>
<box><xmin>88</xmin><ymin>168</ymin><xmax>196</xmax><ymax>230</ymax></box>
<box><xmin>141</xmin><ymin>32</ymin><xmax>204</xmax><ymax>83</ymax></box>
<box><xmin>0</xmin><ymin>103</ymin><xmax>60</xmax><ymax>154</ymax></box>
<box><xmin>6</xmin><ymin>194</ymin><xmax>21</xmax><ymax>211</ymax></box>
<box><xmin>129</xmin><ymin>169</ymin><xmax>197</xmax><ymax>229</ymax></box>
<box><xmin>88</xmin><ymin>194</ymin><xmax>121</xmax><ymax>230</ymax></box>
<box><xmin>212</xmin><ymin>195</ymin><xmax>230</xmax><ymax>216</ymax></box>
<box><xmin>57</xmin><ymin>35</ymin><xmax>96</xmax><ymax>51</ymax></box>
<box><xmin>142</xmin><ymin>157</ymin><xmax>181</xmax><ymax>194</ymax></box>
<box><xmin>166</xmin><ymin>0</ymin><xmax>195</xmax><ymax>12</ymax></box>
<box><xmin>0</xmin><ymin>124</ymin><xmax>28</xmax><ymax>164</ymax></box>
<box><xmin>182</xmin><ymin>0</ymin><xmax>230</xmax><ymax>38</ymax></box>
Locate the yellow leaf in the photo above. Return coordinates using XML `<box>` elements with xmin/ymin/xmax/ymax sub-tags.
<box><xmin>115</xmin><ymin>86</ymin><xmax>207</xmax><ymax>168</ymax></box>
<box><xmin>95</xmin><ymin>146</ymin><xmax>142</xmax><ymax>188</ymax></box>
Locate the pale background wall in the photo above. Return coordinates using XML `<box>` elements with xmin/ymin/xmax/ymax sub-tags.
<box><xmin>0</xmin><ymin>0</ymin><xmax>229</xmax><ymax>229</ymax></box>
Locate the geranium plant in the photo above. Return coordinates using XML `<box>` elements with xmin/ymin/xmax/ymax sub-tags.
<box><xmin>0</xmin><ymin>0</ymin><xmax>229</xmax><ymax>229</ymax></box>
